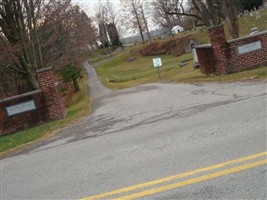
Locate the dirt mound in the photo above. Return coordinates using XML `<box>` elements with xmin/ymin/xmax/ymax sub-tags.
<box><xmin>139</xmin><ymin>35</ymin><xmax>191</xmax><ymax>57</ymax></box>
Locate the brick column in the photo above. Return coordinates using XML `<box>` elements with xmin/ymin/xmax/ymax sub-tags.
<box><xmin>208</xmin><ymin>25</ymin><xmax>229</xmax><ymax>75</ymax></box>
<box><xmin>36</xmin><ymin>67</ymin><xmax>66</xmax><ymax>119</ymax></box>
<box><xmin>196</xmin><ymin>45</ymin><xmax>216</xmax><ymax>74</ymax></box>
<box><xmin>0</xmin><ymin>105</ymin><xmax>4</xmax><ymax>135</ymax></box>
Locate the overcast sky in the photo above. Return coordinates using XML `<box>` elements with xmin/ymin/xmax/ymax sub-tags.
<box><xmin>72</xmin><ymin>0</ymin><xmax>120</xmax><ymax>16</ymax></box>
<box><xmin>71</xmin><ymin>0</ymin><xmax>161</xmax><ymax>37</ymax></box>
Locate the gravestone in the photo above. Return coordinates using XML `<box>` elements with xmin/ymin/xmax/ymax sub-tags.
<box><xmin>127</xmin><ymin>57</ymin><xmax>136</xmax><ymax>62</ymax></box>
<box><xmin>244</xmin><ymin>10</ymin><xmax>250</xmax><ymax>16</ymax></box>
<box><xmin>192</xmin><ymin>48</ymin><xmax>199</xmax><ymax>67</ymax></box>
<box><xmin>256</xmin><ymin>12</ymin><xmax>261</xmax><ymax>19</ymax></box>
<box><xmin>250</xmin><ymin>27</ymin><xmax>258</xmax><ymax>35</ymax></box>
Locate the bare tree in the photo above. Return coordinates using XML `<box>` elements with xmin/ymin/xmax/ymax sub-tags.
<box><xmin>165</xmin><ymin>0</ymin><xmax>202</xmax><ymax>25</ymax></box>
<box><xmin>0</xmin><ymin>0</ymin><xmax>97</xmax><ymax>95</ymax></box>
<box><xmin>190</xmin><ymin>0</ymin><xmax>222</xmax><ymax>27</ymax></box>
<box><xmin>165</xmin><ymin>0</ymin><xmax>221</xmax><ymax>27</ymax></box>
<box><xmin>222</xmin><ymin>0</ymin><xmax>239</xmax><ymax>39</ymax></box>
<box><xmin>129</xmin><ymin>0</ymin><xmax>145</xmax><ymax>43</ymax></box>
<box><xmin>120</xmin><ymin>0</ymin><xmax>152</xmax><ymax>44</ymax></box>
<box><xmin>0</xmin><ymin>0</ymin><xmax>47</xmax><ymax>90</ymax></box>
<box><xmin>94</xmin><ymin>0</ymin><xmax>114</xmax><ymax>53</ymax></box>
<box><xmin>165</xmin><ymin>0</ymin><xmax>240</xmax><ymax>38</ymax></box>
<box><xmin>150</xmin><ymin>0</ymin><xmax>184</xmax><ymax>34</ymax></box>
<box><xmin>94</xmin><ymin>0</ymin><xmax>121</xmax><ymax>46</ymax></box>
<box><xmin>105</xmin><ymin>0</ymin><xmax>116</xmax><ymax>24</ymax></box>
<box><xmin>104</xmin><ymin>0</ymin><xmax>121</xmax><ymax>46</ymax></box>
<box><xmin>139</xmin><ymin>1</ymin><xmax>151</xmax><ymax>42</ymax></box>
<box><xmin>38</xmin><ymin>0</ymin><xmax>97</xmax><ymax>68</ymax></box>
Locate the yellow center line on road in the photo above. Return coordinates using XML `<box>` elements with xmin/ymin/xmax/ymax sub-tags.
<box><xmin>114</xmin><ymin>159</ymin><xmax>267</xmax><ymax>200</ymax></box>
<box><xmin>80</xmin><ymin>152</ymin><xmax>267</xmax><ymax>200</ymax></box>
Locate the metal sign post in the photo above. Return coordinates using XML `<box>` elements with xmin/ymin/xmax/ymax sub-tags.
<box><xmin>153</xmin><ymin>57</ymin><xmax>162</xmax><ymax>81</ymax></box>
<box><xmin>157</xmin><ymin>67</ymin><xmax>162</xmax><ymax>81</ymax></box>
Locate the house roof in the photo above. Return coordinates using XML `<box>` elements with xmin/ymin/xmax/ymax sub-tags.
<box><xmin>172</xmin><ymin>25</ymin><xmax>184</xmax><ymax>31</ymax></box>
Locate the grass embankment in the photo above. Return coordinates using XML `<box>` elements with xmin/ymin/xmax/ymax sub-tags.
<box><xmin>97</xmin><ymin>52</ymin><xmax>202</xmax><ymax>89</ymax></box>
<box><xmin>97</xmin><ymin>50</ymin><xmax>267</xmax><ymax>90</ymax></box>
<box><xmin>0</xmin><ymin>69</ymin><xmax>90</xmax><ymax>155</ymax></box>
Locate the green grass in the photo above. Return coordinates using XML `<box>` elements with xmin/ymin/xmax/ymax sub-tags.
<box><xmin>97</xmin><ymin>52</ymin><xmax>201</xmax><ymax>89</ymax></box>
<box><xmin>0</xmin><ymin>70</ymin><xmax>90</xmax><ymax>155</ymax></box>
<box><xmin>239</xmin><ymin>9</ymin><xmax>267</xmax><ymax>36</ymax></box>
<box><xmin>182</xmin><ymin>67</ymin><xmax>267</xmax><ymax>82</ymax></box>
<box><xmin>88</xmin><ymin>47</ymin><xmax>127</xmax><ymax>64</ymax></box>
<box><xmin>88</xmin><ymin>49</ymin><xmax>113</xmax><ymax>64</ymax></box>
<box><xmin>96</xmin><ymin>50</ymin><xmax>267</xmax><ymax>90</ymax></box>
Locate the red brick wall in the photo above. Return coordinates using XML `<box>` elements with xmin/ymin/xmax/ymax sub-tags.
<box><xmin>206</xmin><ymin>25</ymin><xmax>267</xmax><ymax>75</ymax></box>
<box><xmin>0</xmin><ymin>91</ymin><xmax>47</xmax><ymax>136</ymax></box>
<box><xmin>226</xmin><ymin>34</ymin><xmax>267</xmax><ymax>73</ymax></box>
<box><xmin>195</xmin><ymin>45</ymin><xmax>216</xmax><ymax>74</ymax></box>
<box><xmin>0</xmin><ymin>67</ymin><xmax>66</xmax><ymax>136</ymax></box>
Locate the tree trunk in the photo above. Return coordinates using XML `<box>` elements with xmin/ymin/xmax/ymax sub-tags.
<box><xmin>19</xmin><ymin>55</ymin><xmax>40</xmax><ymax>90</ymax></box>
<box><xmin>73</xmin><ymin>78</ymin><xmax>80</xmax><ymax>92</ymax></box>
<box><xmin>166</xmin><ymin>15</ymin><xmax>174</xmax><ymax>36</ymax></box>
<box><xmin>141</xmin><ymin>6</ymin><xmax>151</xmax><ymax>43</ymax></box>
<box><xmin>132</xmin><ymin>2</ymin><xmax>145</xmax><ymax>44</ymax></box>
<box><xmin>26</xmin><ymin>72</ymin><xmax>39</xmax><ymax>90</ymax></box>
<box><xmin>103</xmin><ymin>23</ymin><xmax>112</xmax><ymax>54</ymax></box>
<box><xmin>222</xmin><ymin>0</ymin><xmax>239</xmax><ymax>39</ymax></box>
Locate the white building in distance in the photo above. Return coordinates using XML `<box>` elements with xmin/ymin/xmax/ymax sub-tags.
<box><xmin>172</xmin><ymin>25</ymin><xmax>184</xmax><ymax>34</ymax></box>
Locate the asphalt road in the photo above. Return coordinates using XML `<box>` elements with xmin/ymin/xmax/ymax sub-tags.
<box><xmin>1</xmin><ymin>63</ymin><xmax>267</xmax><ymax>200</ymax></box>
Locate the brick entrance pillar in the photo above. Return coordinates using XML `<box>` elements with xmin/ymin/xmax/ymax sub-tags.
<box><xmin>208</xmin><ymin>25</ymin><xmax>229</xmax><ymax>75</ymax></box>
<box><xmin>36</xmin><ymin>67</ymin><xmax>66</xmax><ymax>119</ymax></box>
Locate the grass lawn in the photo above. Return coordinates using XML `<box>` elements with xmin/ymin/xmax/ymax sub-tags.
<box><xmin>238</xmin><ymin>9</ymin><xmax>267</xmax><ymax>36</ymax></box>
<box><xmin>96</xmin><ymin>50</ymin><xmax>267</xmax><ymax>90</ymax></box>
<box><xmin>0</xmin><ymin>70</ymin><xmax>90</xmax><ymax>155</ymax></box>
<box><xmin>88</xmin><ymin>48</ymin><xmax>113</xmax><ymax>64</ymax></box>
<box><xmin>88</xmin><ymin>47</ymin><xmax>127</xmax><ymax>65</ymax></box>
<box><xmin>97</xmin><ymin>51</ymin><xmax>201</xmax><ymax>89</ymax></box>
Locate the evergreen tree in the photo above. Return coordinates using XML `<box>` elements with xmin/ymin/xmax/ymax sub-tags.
<box><xmin>60</xmin><ymin>64</ymin><xmax>82</xmax><ymax>92</ymax></box>
<box><xmin>239</xmin><ymin>0</ymin><xmax>263</xmax><ymax>11</ymax></box>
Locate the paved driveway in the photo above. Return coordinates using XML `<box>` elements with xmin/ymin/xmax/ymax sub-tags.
<box><xmin>1</xmin><ymin>63</ymin><xmax>266</xmax><ymax>199</ymax></box>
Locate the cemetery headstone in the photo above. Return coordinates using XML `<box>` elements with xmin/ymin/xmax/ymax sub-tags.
<box><xmin>256</xmin><ymin>12</ymin><xmax>261</xmax><ymax>19</ymax></box>
<box><xmin>244</xmin><ymin>10</ymin><xmax>250</xmax><ymax>16</ymax></box>
<box><xmin>250</xmin><ymin>27</ymin><xmax>259</xmax><ymax>35</ymax></box>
